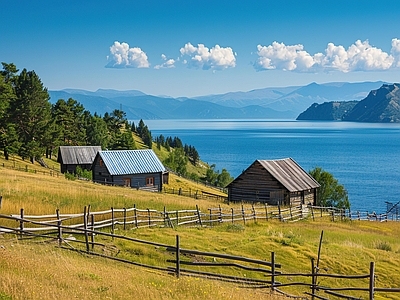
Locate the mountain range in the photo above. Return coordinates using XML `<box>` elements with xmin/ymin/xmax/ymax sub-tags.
<box><xmin>48</xmin><ymin>81</ymin><xmax>386</xmax><ymax>120</ymax></box>
<box><xmin>297</xmin><ymin>83</ymin><xmax>400</xmax><ymax>122</ymax></box>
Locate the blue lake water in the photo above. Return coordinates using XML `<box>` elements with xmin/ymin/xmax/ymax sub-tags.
<box><xmin>141</xmin><ymin>119</ymin><xmax>400</xmax><ymax>213</ymax></box>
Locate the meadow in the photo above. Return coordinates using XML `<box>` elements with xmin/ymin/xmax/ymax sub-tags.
<box><xmin>1</xmin><ymin>158</ymin><xmax>400</xmax><ymax>300</ymax></box>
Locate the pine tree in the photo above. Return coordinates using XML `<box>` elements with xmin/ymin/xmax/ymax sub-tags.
<box><xmin>0</xmin><ymin>63</ymin><xmax>19</xmax><ymax>160</ymax></box>
<box><xmin>12</xmin><ymin>69</ymin><xmax>51</xmax><ymax>163</ymax></box>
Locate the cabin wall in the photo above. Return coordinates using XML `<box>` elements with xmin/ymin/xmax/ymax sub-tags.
<box><xmin>228</xmin><ymin>162</ymin><xmax>290</xmax><ymax>205</ymax></box>
<box><xmin>113</xmin><ymin>172</ymin><xmax>163</xmax><ymax>191</ymax></box>
<box><xmin>92</xmin><ymin>157</ymin><xmax>112</xmax><ymax>183</ymax></box>
<box><xmin>92</xmin><ymin>156</ymin><xmax>163</xmax><ymax>191</ymax></box>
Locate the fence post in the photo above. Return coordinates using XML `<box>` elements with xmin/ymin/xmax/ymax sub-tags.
<box><xmin>369</xmin><ymin>262</ymin><xmax>375</xmax><ymax>300</ymax></box>
<box><xmin>241</xmin><ymin>205</ymin><xmax>246</xmax><ymax>225</ymax></box>
<box><xmin>176</xmin><ymin>235</ymin><xmax>180</xmax><ymax>278</ymax></box>
<box><xmin>19</xmin><ymin>208</ymin><xmax>24</xmax><ymax>238</ymax></box>
<box><xmin>209</xmin><ymin>208</ymin><xmax>212</xmax><ymax>227</ymax></box>
<box><xmin>231</xmin><ymin>208</ymin><xmax>234</xmax><ymax>224</ymax></box>
<box><xmin>271</xmin><ymin>252</ymin><xmax>275</xmax><ymax>291</ymax></box>
<box><xmin>163</xmin><ymin>206</ymin><xmax>167</xmax><ymax>227</ymax></box>
<box><xmin>83</xmin><ymin>206</ymin><xmax>90</xmax><ymax>252</ymax></box>
<box><xmin>134</xmin><ymin>204</ymin><xmax>138</xmax><ymax>228</ymax></box>
<box><xmin>265</xmin><ymin>203</ymin><xmax>269</xmax><ymax>221</ymax></box>
<box><xmin>56</xmin><ymin>208</ymin><xmax>62</xmax><ymax>246</ymax></box>
<box><xmin>311</xmin><ymin>258</ymin><xmax>316</xmax><ymax>300</ymax></box>
<box><xmin>252</xmin><ymin>204</ymin><xmax>256</xmax><ymax>222</ymax></box>
<box><xmin>111</xmin><ymin>207</ymin><xmax>115</xmax><ymax>238</ymax></box>
<box><xmin>278</xmin><ymin>204</ymin><xmax>282</xmax><ymax>221</ymax></box>
<box><xmin>331</xmin><ymin>210</ymin><xmax>335</xmax><ymax>222</ymax></box>
<box><xmin>311</xmin><ymin>205</ymin><xmax>315</xmax><ymax>221</ymax></box>
<box><xmin>176</xmin><ymin>210</ymin><xmax>179</xmax><ymax>226</ymax></box>
<box><xmin>196</xmin><ymin>205</ymin><xmax>202</xmax><ymax>226</ymax></box>
<box><xmin>218</xmin><ymin>205</ymin><xmax>222</xmax><ymax>223</ymax></box>
<box><xmin>0</xmin><ymin>195</ymin><xmax>3</xmax><ymax>209</ymax></box>
<box><xmin>90</xmin><ymin>214</ymin><xmax>95</xmax><ymax>250</ymax></box>
<box><xmin>147</xmin><ymin>208</ymin><xmax>151</xmax><ymax>227</ymax></box>
<box><xmin>123</xmin><ymin>207</ymin><xmax>127</xmax><ymax>230</ymax></box>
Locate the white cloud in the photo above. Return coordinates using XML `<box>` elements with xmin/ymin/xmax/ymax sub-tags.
<box><xmin>180</xmin><ymin>43</ymin><xmax>236</xmax><ymax>70</ymax></box>
<box><xmin>106</xmin><ymin>41</ymin><xmax>150</xmax><ymax>68</ymax></box>
<box><xmin>391</xmin><ymin>38</ymin><xmax>400</xmax><ymax>68</ymax></box>
<box><xmin>254</xmin><ymin>39</ymin><xmax>400</xmax><ymax>73</ymax></box>
<box><xmin>154</xmin><ymin>54</ymin><xmax>176</xmax><ymax>69</ymax></box>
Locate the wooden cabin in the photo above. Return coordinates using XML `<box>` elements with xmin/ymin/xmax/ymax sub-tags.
<box><xmin>57</xmin><ymin>146</ymin><xmax>101</xmax><ymax>174</ymax></box>
<box><xmin>227</xmin><ymin>158</ymin><xmax>320</xmax><ymax>206</ymax></box>
<box><xmin>92</xmin><ymin>149</ymin><xmax>168</xmax><ymax>192</ymax></box>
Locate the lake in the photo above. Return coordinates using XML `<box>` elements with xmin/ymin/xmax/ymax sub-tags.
<box><xmin>140</xmin><ymin>119</ymin><xmax>400</xmax><ymax>213</ymax></box>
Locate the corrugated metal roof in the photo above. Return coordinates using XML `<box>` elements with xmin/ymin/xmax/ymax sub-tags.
<box><xmin>258</xmin><ymin>158</ymin><xmax>320</xmax><ymax>192</ymax></box>
<box><xmin>99</xmin><ymin>149</ymin><xmax>166</xmax><ymax>175</ymax></box>
<box><xmin>58</xmin><ymin>146</ymin><xmax>101</xmax><ymax>165</ymax></box>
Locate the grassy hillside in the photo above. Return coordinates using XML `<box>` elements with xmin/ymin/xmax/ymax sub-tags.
<box><xmin>1</xmin><ymin>157</ymin><xmax>400</xmax><ymax>299</ymax></box>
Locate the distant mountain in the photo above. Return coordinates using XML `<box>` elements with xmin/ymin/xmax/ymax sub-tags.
<box><xmin>49</xmin><ymin>81</ymin><xmax>387</xmax><ymax>120</ymax></box>
<box><xmin>49</xmin><ymin>90</ymin><xmax>296</xmax><ymax>119</ymax></box>
<box><xmin>343</xmin><ymin>83</ymin><xmax>400</xmax><ymax>122</ymax></box>
<box><xmin>297</xmin><ymin>83</ymin><xmax>400</xmax><ymax>122</ymax></box>
<box><xmin>264</xmin><ymin>81</ymin><xmax>385</xmax><ymax>113</ymax></box>
<box><xmin>297</xmin><ymin>101</ymin><xmax>358</xmax><ymax>121</ymax></box>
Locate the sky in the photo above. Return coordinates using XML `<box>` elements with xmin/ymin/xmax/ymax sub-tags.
<box><xmin>2</xmin><ymin>0</ymin><xmax>400</xmax><ymax>97</ymax></box>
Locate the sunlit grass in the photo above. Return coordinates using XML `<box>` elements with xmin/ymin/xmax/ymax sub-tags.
<box><xmin>1</xmin><ymin>163</ymin><xmax>400</xmax><ymax>299</ymax></box>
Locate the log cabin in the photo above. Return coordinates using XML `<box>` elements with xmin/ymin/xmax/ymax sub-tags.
<box><xmin>92</xmin><ymin>149</ymin><xmax>168</xmax><ymax>192</ymax></box>
<box><xmin>57</xmin><ymin>146</ymin><xmax>101</xmax><ymax>174</ymax></box>
<box><xmin>227</xmin><ymin>158</ymin><xmax>320</xmax><ymax>206</ymax></box>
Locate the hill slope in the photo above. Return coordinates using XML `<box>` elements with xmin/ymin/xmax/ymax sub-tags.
<box><xmin>297</xmin><ymin>83</ymin><xmax>400</xmax><ymax>122</ymax></box>
<box><xmin>343</xmin><ymin>83</ymin><xmax>400</xmax><ymax>122</ymax></box>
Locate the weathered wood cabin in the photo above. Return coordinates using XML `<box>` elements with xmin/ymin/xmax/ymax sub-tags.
<box><xmin>57</xmin><ymin>146</ymin><xmax>101</xmax><ymax>174</ymax></box>
<box><xmin>92</xmin><ymin>149</ymin><xmax>168</xmax><ymax>192</ymax></box>
<box><xmin>227</xmin><ymin>158</ymin><xmax>320</xmax><ymax>206</ymax></box>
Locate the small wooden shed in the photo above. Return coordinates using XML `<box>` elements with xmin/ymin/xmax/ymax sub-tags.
<box><xmin>57</xmin><ymin>146</ymin><xmax>101</xmax><ymax>174</ymax></box>
<box><xmin>92</xmin><ymin>149</ymin><xmax>168</xmax><ymax>192</ymax></box>
<box><xmin>227</xmin><ymin>158</ymin><xmax>320</xmax><ymax>206</ymax></box>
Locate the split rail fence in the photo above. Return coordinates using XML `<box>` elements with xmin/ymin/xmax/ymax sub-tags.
<box><xmin>1</xmin><ymin>207</ymin><xmax>399</xmax><ymax>299</ymax></box>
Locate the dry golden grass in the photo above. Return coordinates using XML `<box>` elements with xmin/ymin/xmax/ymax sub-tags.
<box><xmin>0</xmin><ymin>238</ymin><xmax>287</xmax><ymax>300</ymax></box>
<box><xmin>1</xmin><ymin>164</ymin><xmax>400</xmax><ymax>300</ymax></box>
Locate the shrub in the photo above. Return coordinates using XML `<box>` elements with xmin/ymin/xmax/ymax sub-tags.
<box><xmin>375</xmin><ymin>241</ymin><xmax>392</xmax><ymax>252</ymax></box>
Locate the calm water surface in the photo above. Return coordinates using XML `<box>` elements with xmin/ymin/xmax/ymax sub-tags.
<box><xmin>141</xmin><ymin>119</ymin><xmax>400</xmax><ymax>213</ymax></box>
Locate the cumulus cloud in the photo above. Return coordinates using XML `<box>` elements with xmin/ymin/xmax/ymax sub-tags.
<box><xmin>106</xmin><ymin>41</ymin><xmax>150</xmax><ymax>68</ymax></box>
<box><xmin>391</xmin><ymin>38</ymin><xmax>400</xmax><ymax>68</ymax></box>
<box><xmin>254</xmin><ymin>39</ymin><xmax>400</xmax><ymax>73</ymax></box>
<box><xmin>180</xmin><ymin>43</ymin><xmax>236</xmax><ymax>70</ymax></box>
<box><xmin>154</xmin><ymin>54</ymin><xmax>176</xmax><ymax>69</ymax></box>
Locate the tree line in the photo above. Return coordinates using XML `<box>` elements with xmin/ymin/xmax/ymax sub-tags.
<box><xmin>0</xmin><ymin>62</ymin><xmax>234</xmax><ymax>187</ymax></box>
<box><xmin>0</xmin><ymin>63</ymin><xmax>136</xmax><ymax>164</ymax></box>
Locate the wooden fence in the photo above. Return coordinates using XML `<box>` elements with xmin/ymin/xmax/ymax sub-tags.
<box><xmin>0</xmin><ymin>205</ymin><xmax>393</xmax><ymax>237</ymax></box>
<box><xmin>1</xmin><ymin>210</ymin><xmax>399</xmax><ymax>299</ymax></box>
<box><xmin>1</xmin><ymin>162</ymin><xmax>60</xmax><ymax>177</ymax></box>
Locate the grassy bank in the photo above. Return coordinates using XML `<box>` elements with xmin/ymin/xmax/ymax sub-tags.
<box><xmin>1</xmin><ymin>165</ymin><xmax>400</xmax><ymax>299</ymax></box>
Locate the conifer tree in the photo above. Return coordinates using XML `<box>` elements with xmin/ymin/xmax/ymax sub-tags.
<box><xmin>12</xmin><ymin>69</ymin><xmax>51</xmax><ymax>163</ymax></box>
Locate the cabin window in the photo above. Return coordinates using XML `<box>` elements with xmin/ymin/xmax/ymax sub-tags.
<box><xmin>99</xmin><ymin>159</ymin><xmax>103</xmax><ymax>167</ymax></box>
<box><xmin>146</xmin><ymin>177</ymin><xmax>154</xmax><ymax>186</ymax></box>
<box><xmin>123</xmin><ymin>178</ymin><xmax>131</xmax><ymax>187</ymax></box>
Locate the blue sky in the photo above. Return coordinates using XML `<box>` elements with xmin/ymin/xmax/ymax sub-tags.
<box><xmin>2</xmin><ymin>0</ymin><xmax>400</xmax><ymax>97</ymax></box>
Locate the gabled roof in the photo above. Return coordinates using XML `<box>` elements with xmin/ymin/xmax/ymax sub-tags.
<box><xmin>257</xmin><ymin>158</ymin><xmax>320</xmax><ymax>192</ymax></box>
<box><xmin>98</xmin><ymin>149</ymin><xmax>166</xmax><ymax>175</ymax></box>
<box><xmin>58</xmin><ymin>146</ymin><xmax>101</xmax><ymax>165</ymax></box>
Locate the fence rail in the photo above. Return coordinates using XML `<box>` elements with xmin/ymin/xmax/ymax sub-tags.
<box><xmin>1</xmin><ymin>210</ymin><xmax>399</xmax><ymax>299</ymax></box>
